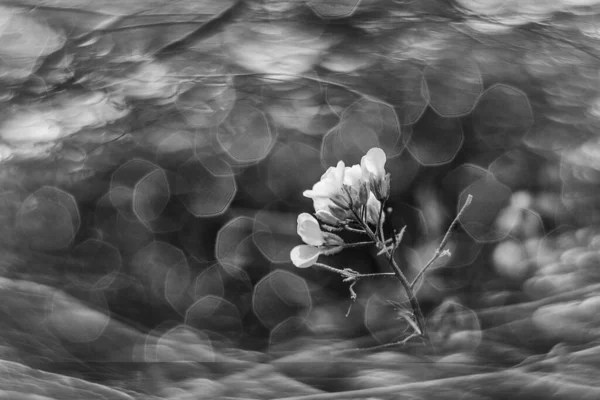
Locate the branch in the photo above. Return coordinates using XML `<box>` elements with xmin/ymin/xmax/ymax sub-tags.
<box><xmin>387</xmin><ymin>247</ymin><xmax>427</xmax><ymax>339</ymax></box>
<box><xmin>340</xmin><ymin>241</ymin><xmax>375</xmax><ymax>249</ymax></box>
<box><xmin>410</xmin><ymin>194</ymin><xmax>473</xmax><ymax>289</ymax></box>
<box><xmin>376</xmin><ymin>200</ymin><xmax>386</xmax><ymax>241</ymax></box>
<box><xmin>312</xmin><ymin>263</ymin><xmax>395</xmax><ymax>281</ymax></box>
<box><xmin>343</xmin><ymin>225</ymin><xmax>368</xmax><ymax>234</ymax></box>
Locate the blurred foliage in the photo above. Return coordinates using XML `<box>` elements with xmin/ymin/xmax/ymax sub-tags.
<box><xmin>1</xmin><ymin>0</ymin><xmax>600</xmax><ymax>398</ymax></box>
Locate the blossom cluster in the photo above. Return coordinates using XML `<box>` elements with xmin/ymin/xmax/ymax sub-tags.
<box><xmin>290</xmin><ymin>148</ymin><xmax>390</xmax><ymax>268</ymax></box>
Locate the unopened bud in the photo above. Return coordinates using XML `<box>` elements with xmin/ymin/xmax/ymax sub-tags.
<box><xmin>330</xmin><ymin>193</ymin><xmax>351</xmax><ymax>210</ymax></box>
<box><xmin>366</xmin><ymin>195</ymin><xmax>382</xmax><ymax>226</ymax></box>
<box><xmin>358</xmin><ymin>181</ymin><xmax>369</xmax><ymax>207</ymax></box>
<box><xmin>316</xmin><ymin>210</ymin><xmax>340</xmax><ymax>226</ymax></box>
<box><xmin>381</xmin><ymin>173</ymin><xmax>391</xmax><ymax>200</ymax></box>
<box><xmin>322</xmin><ymin>232</ymin><xmax>344</xmax><ymax>246</ymax></box>
<box><xmin>370</xmin><ymin>173</ymin><xmax>391</xmax><ymax>202</ymax></box>
<box><xmin>329</xmin><ymin>204</ymin><xmax>349</xmax><ymax>221</ymax></box>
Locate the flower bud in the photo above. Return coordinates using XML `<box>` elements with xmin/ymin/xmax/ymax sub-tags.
<box><xmin>322</xmin><ymin>232</ymin><xmax>344</xmax><ymax>246</ymax></box>
<box><xmin>358</xmin><ymin>181</ymin><xmax>369</xmax><ymax>206</ymax></box>
<box><xmin>290</xmin><ymin>245</ymin><xmax>321</xmax><ymax>268</ymax></box>
<box><xmin>361</xmin><ymin>148</ymin><xmax>389</xmax><ymax>202</ymax></box>
<box><xmin>330</xmin><ymin>192</ymin><xmax>351</xmax><ymax>210</ymax></box>
<box><xmin>370</xmin><ymin>173</ymin><xmax>390</xmax><ymax>201</ymax></box>
<box><xmin>315</xmin><ymin>210</ymin><xmax>340</xmax><ymax>226</ymax></box>
<box><xmin>366</xmin><ymin>193</ymin><xmax>383</xmax><ymax>226</ymax></box>
<box><xmin>344</xmin><ymin>185</ymin><xmax>361</xmax><ymax>211</ymax></box>
<box><xmin>329</xmin><ymin>203</ymin><xmax>350</xmax><ymax>221</ymax></box>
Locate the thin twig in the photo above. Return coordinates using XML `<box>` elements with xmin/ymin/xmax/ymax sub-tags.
<box><xmin>313</xmin><ymin>263</ymin><xmax>352</xmax><ymax>276</ymax></box>
<box><xmin>332</xmin><ymin>332</ymin><xmax>423</xmax><ymax>356</ymax></box>
<box><xmin>348</xmin><ymin>281</ymin><xmax>357</xmax><ymax>300</ymax></box>
<box><xmin>410</xmin><ymin>194</ymin><xmax>473</xmax><ymax>289</ymax></box>
<box><xmin>341</xmin><ymin>241</ymin><xmax>375</xmax><ymax>249</ymax></box>
<box><xmin>351</xmin><ymin>209</ymin><xmax>379</xmax><ymax>243</ymax></box>
<box><xmin>388</xmin><ymin>246</ymin><xmax>427</xmax><ymax>339</ymax></box>
<box><xmin>376</xmin><ymin>200</ymin><xmax>386</xmax><ymax>242</ymax></box>
<box><xmin>313</xmin><ymin>263</ymin><xmax>395</xmax><ymax>280</ymax></box>
<box><xmin>349</xmin><ymin>208</ymin><xmax>427</xmax><ymax>339</ymax></box>
<box><xmin>345</xmin><ymin>302</ymin><xmax>353</xmax><ymax>318</ymax></box>
<box><xmin>343</xmin><ymin>225</ymin><xmax>368</xmax><ymax>234</ymax></box>
<box><xmin>351</xmin><ymin>272</ymin><xmax>395</xmax><ymax>278</ymax></box>
<box><xmin>377</xmin><ymin>226</ymin><xmax>406</xmax><ymax>255</ymax></box>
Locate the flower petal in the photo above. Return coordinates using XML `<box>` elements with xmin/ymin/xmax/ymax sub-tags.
<box><xmin>303</xmin><ymin>178</ymin><xmax>337</xmax><ymax>199</ymax></box>
<box><xmin>297</xmin><ymin>213</ymin><xmax>325</xmax><ymax>246</ymax></box>
<box><xmin>361</xmin><ymin>147</ymin><xmax>387</xmax><ymax>180</ymax></box>
<box><xmin>290</xmin><ymin>245</ymin><xmax>320</xmax><ymax>268</ymax></box>
<box><xmin>366</xmin><ymin>192</ymin><xmax>382</xmax><ymax>226</ymax></box>
<box><xmin>313</xmin><ymin>197</ymin><xmax>333</xmax><ymax>213</ymax></box>
<box><xmin>315</xmin><ymin>209</ymin><xmax>339</xmax><ymax>225</ymax></box>
<box><xmin>343</xmin><ymin>164</ymin><xmax>363</xmax><ymax>187</ymax></box>
<box><xmin>332</xmin><ymin>160</ymin><xmax>346</xmax><ymax>186</ymax></box>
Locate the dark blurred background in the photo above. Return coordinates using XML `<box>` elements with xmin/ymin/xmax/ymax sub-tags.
<box><xmin>2</xmin><ymin>0</ymin><xmax>600</xmax><ymax>398</ymax></box>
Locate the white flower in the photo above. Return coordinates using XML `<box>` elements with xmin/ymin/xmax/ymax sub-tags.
<box><xmin>343</xmin><ymin>164</ymin><xmax>362</xmax><ymax>187</ymax></box>
<box><xmin>290</xmin><ymin>245</ymin><xmax>321</xmax><ymax>268</ymax></box>
<box><xmin>290</xmin><ymin>213</ymin><xmax>343</xmax><ymax>268</ymax></box>
<box><xmin>303</xmin><ymin>161</ymin><xmax>346</xmax><ymax>201</ymax></box>
<box><xmin>304</xmin><ymin>161</ymin><xmax>371</xmax><ymax>221</ymax></box>
<box><xmin>297</xmin><ymin>213</ymin><xmax>325</xmax><ymax>246</ymax></box>
<box><xmin>312</xmin><ymin>196</ymin><xmax>337</xmax><ymax>215</ymax></box>
<box><xmin>361</xmin><ymin>148</ymin><xmax>386</xmax><ymax>181</ymax></box>
<box><xmin>361</xmin><ymin>147</ymin><xmax>389</xmax><ymax>201</ymax></box>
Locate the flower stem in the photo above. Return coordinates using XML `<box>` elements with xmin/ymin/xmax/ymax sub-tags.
<box><xmin>313</xmin><ymin>262</ymin><xmax>350</xmax><ymax>276</ymax></box>
<box><xmin>344</xmin><ymin>225</ymin><xmax>368</xmax><ymax>234</ymax></box>
<box><xmin>313</xmin><ymin>263</ymin><xmax>396</xmax><ymax>279</ymax></box>
<box><xmin>341</xmin><ymin>241</ymin><xmax>375</xmax><ymax>249</ymax></box>
<box><xmin>351</xmin><ymin>208</ymin><xmax>427</xmax><ymax>338</ymax></box>
<box><xmin>386</xmin><ymin>249</ymin><xmax>427</xmax><ymax>338</ymax></box>
<box><xmin>410</xmin><ymin>194</ymin><xmax>473</xmax><ymax>289</ymax></box>
<box><xmin>376</xmin><ymin>200</ymin><xmax>386</xmax><ymax>240</ymax></box>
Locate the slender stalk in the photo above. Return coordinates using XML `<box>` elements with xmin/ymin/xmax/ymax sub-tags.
<box><xmin>387</xmin><ymin>248</ymin><xmax>427</xmax><ymax>338</ymax></box>
<box><xmin>377</xmin><ymin>226</ymin><xmax>406</xmax><ymax>255</ymax></box>
<box><xmin>313</xmin><ymin>263</ymin><xmax>395</xmax><ymax>280</ymax></box>
<box><xmin>350</xmin><ymin>209</ymin><xmax>378</xmax><ymax>243</ymax></box>
<box><xmin>351</xmin><ymin>209</ymin><xmax>427</xmax><ymax>339</ymax></box>
<box><xmin>410</xmin><ymin>194</ymin><xmax>473</xmax><ymax>289</ymax></box>
<box><xmin>344</xmin><ymin>225</ymin><xmax>368</xmax><ymax>234</ymax></box>
<box><xmin>376</xmin><ymin>199</ymin><xmax>386</xmax><ymax>241</ymax></box>
<box><xmin>313</xmin><ymin>262</ymin><xmax>352</xmax><ymax>276</ymax></box>
<box><xmin>356</xmin><ymin>272</ymin><xmax>395</xmax><ymax>278</ymax></box>
<box><xmin>340</xmin><ymin>241</ymin><xmax>375</xmax><ymax>249</ymax></box>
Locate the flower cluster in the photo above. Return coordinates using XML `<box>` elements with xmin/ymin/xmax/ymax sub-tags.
<box><xmin>288</xmin><ymin>148</ymin><xmax>473</xmax><ymax>343</ymax></box>
<box><xmin>290</xmin><ymin>148</ymin><xmax>390</xmax><ymax>268</ymax></box>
